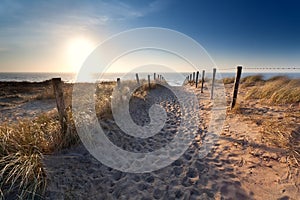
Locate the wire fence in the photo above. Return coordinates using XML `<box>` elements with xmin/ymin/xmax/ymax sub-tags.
<box><xmin>218</xmin><ymin>67</ymin><xmax>300</xmax><ymax>71</ymax></box>
<box><xmin>185</xmin><ymin>66</ymin><xmax>300</xmax><ymax>109</ymax></box>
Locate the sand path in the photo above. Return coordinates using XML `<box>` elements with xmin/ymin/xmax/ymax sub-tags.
<box><xmin>43</xmin><ymin>84</ymin><xmax>299</xmax><ymax>200</ymax></box>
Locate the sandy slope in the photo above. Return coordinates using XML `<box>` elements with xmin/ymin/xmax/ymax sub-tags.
<box><xmin>42</xmin><ymin>83</ymin><xmax>299</xmax><ymax>200</ymax></box>
<box><xmin>0</xmin><ymin>98</ymin><xmax>56</xmax><ymax>123</ymax></box>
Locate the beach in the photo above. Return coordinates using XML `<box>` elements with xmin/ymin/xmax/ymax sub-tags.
<box><xmin>0</xmin><ymin>76</ymin><xmax>299</xmax><ymax>199</ymax></box>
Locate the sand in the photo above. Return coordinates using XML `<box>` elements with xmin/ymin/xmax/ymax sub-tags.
<box><xmin>42</xmin><ymin>82</ymin><xmax>299</xmax><ymax>200</ymax></box>
<box><xmin>0</xmin><ymin>81</ymin><xmax>57</xmax><ymax>123</ymax></box>
<box><xmin>1</xmin><ymin>80</ymin><xmax>299</xmax><ymax>199</ymax></box>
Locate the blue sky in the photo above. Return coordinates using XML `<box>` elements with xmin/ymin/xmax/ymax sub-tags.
<box><xmin>0</xmin><ymin>0</ymin><xmax>299</xmax><ymax>72</ymax></box>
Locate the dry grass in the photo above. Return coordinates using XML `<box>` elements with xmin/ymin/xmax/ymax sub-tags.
<box><xmin>229</xmin><ymin>102</ymin><xmax>242</xmax><ymax>114</ymax></box>
<box><xmin>241</xmin><ymin>75</ymin><xmax>264</xmax><ymax>83</ymax></box>
<box><xmin>223</xmin><ymin>77</ymin><xmax>235</xmax><ymax>84</ymax></box>
<box><xmin>95</xmin><ymin>82</ymin><xmax>115</xmax><ymax>119</ymax></box>
<box><xmin>260</xmin><ymin>113</ymin><xmax>300</xmax><ymax>166</ymax></box>
<box><xmin>0</xmin><ymin>101</ymin><xmax>78</xmax><ymax>199</ymax></box>
<box><xmin>228</xmin><ymin>76</ymin><xmax>300</xmax><ymax>166</ymax></box>
<box><xmin>245</xmin><ymin>76</ymin><xmax>300</xmax><ymax>104</ymax></box>
<box><xmin>95</xmin><ymin>80</ymin><xmax>155</xmax><ymax>119</ymax></box>
<box><xmin>223</xmin><ymin>75</ymin><xmax>264</xmax><ymax>86</ymax></box>
<box><xmin>241</xmin><ymin>75</ymin><xmax>264</xmax><ymax>87</ymax></box>
<box><xmin>34</xmin><ymin>83</ymin><xmax>73</xmax><ymax>105</ymax></box>
<box><xmin>0</xmin><ymin>111</ymin><xmax>79</xmax><ymax>199</ymax></box>
<box><xmin>0</xmin><ymin>79</ymin><xmax>158</xmax><ymax>199</ymax></box>
<box><xmin>0</xmin><ymin>114</ymin><xmax>58</xmax><ymax>199</ymax></box>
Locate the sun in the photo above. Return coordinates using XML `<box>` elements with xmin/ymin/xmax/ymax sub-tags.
<box><xmin>67</xmin><ymin>37</ymin><xmax>95</xmax><ymax>72</ymax></box>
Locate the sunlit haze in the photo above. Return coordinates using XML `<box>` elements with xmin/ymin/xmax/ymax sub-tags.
<box><xmin>0</xmin><ymin>0</ymin><xmax>299</xmax><ymax>73</ymax></box>
<box><xmin>66</xmin><ymin>37</ymin><xmax>96</xmax><ymax>72</ymax></box>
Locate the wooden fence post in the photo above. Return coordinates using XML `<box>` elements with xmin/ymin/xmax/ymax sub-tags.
<box><xmin>201</xmin><ymin>70</ymin><xmax>205</xmax><ymax>93</ymax></box>
<box><xmin>116</xmin><ymin>78</ymin><xmax>122</xmax><ymax>101</ymax></box>
<box><xmin>148</xmin><ymin>75</ymin><xmax>151</xmax><ymax>89</ymax></box>
<box><xmin>135</xmin><ymin>73</ymin><xmax>140</xmax><ymax>85</ymax></box>
<box><xmin>193</xmin><ymin>72</ymin><xmax>195</xmax><ymax>83</ymax></box>
<box><xmin>117</xmin><ymin>78</ymin><xmax>121</xmax><ymax>89</ymax></box>
<box><xmin>52</xmin><ymin>78</ymin><xmax>67</xmax><ymax>134</ymax></box>
<box><xmin>231</xmin><ymin>66</ymin><xmax>243</xmax><ymax>109</ymax></box>
<box><xmin>195</xmin><ymin>71</ymin><xmax>199</xmax><ymax>88</ymax></box>
<box><xmin>211</xmin><ymin>68</ymin><xmax>216</xmax><ymax>100</ymax></box>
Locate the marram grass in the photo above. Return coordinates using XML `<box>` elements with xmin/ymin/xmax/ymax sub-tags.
<box><xmin>246</xmin><ymin>76</ymin><xmax>300</xmax><ymax>104</ymax></box>
<box><xmin>0</xmin><ymin>111</ymin><xmax>78</xmax><ymax>199</ymax></box>
<box><xmin>0</xmin><ymin>80</ymin><xmax>153</xmax><ymax>199</ymax></box>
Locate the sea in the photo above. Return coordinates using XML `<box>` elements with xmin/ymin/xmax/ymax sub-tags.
<box><xmin>0</xmin><ymin>72</ymin><xmax>299</xmax><ymax>86</ymax></box>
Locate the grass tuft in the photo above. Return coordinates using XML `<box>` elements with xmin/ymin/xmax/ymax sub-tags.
<box><xmin>260</xmin><ymin>113</ymin><xmax>300</xmax><ymax>166</ymax></box>
<box><xmin>246</xmin><ymin>76</ymin><xmax>300</xmax><ymax>104</ymax></box>
<box><xmin>223</xmin><ymin>77</ymin><xmax>235</xmax><ymax>84</ymax></box>
<box><xmin>241</xmin><ymin>75</ymin><xmax>264</xmax><ymax>87</ymax></box>
<box><xmin>0</xmin><ymin>110</ymin><xmax>78</xmax><ymax>199</ymax></box>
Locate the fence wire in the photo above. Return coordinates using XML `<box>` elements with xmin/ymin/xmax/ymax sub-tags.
<box><xmin>218</xmin><ymin>67</ymin><xmax>300</xmax><ymax>71</ymax></box>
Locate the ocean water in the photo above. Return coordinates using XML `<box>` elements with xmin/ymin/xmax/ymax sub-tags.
<box><xmin>0</xmin><ymin>72</ymin><xmax>299</xmax><ymax>86</ymax></box>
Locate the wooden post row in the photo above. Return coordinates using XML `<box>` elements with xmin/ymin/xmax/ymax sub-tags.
<box><xmin>52</xmin><ymin>78</ymin><xmax>68</xmax><ymax>134</ymax></box>
<box><xmin>211</xmin><ymin>68</ymin><xmax>216</xmax><ymax>100</ymax></box>
<box><xmin>201</xmin><ymin>70</ymin><xmax>205</xmax><ymax>93</ymax></box>
<box><xmin>231</xmin><ymin>66</ymin><xmax>243</xmax><ymax>109</ymax></box>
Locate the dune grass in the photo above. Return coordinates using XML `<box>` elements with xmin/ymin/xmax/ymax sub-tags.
<box><xmin>0</xmin><ymin>114</ymin><xmax>59</xmax><ymax>199</ymax></box>
<box><xmin>0</xmin><ymin>85</ymin><xmax>78</xmax><ymax>199</ymax></box>
<box><xmin>95</xmin><ymin>80</ymin><xmax>156</xmax><ymax>119</ymax></box>
<box><xmin>245</xmin><ymin>76</ymin><xmax>300</xmax><ymax>104</ymax></box>
<box><xmin>0</xmin><ymin>109</ymin><xmax>80</xmax><ymax>199</ymax></box>
<box><xmin>222</xmin><ymin>77</ymin><xmax>235</xmax><ymax>84</ymax></box>
<box><xmin>260</xmin><ymin>113</ymin><xmax>300</xmax><ymax>166</ymax></box>
<box><xmin>229</xmin><ymin>76</ymin><xmax>300</xmax><ymax>166</ymax></box>
<box><xmin>0</xmin><ymin>80</ymin><xmax>157</xmax><ymax>199</ymax></box>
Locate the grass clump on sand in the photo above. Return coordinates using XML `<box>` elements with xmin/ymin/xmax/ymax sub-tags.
<box><xmin>245</xmin><ymin>76</ymin><xmax>300</xmax><ymax>104</ymax></box>
<box><xmin>0</xmin><ymin>114</ymin><xmax>57</xmax><ymax>199</ymax></box>
<box><xmin>95</xmin><ymin>80</ymin><xmax>155</xmax><ymax>119</ymax></box>
<box><xmin>223</xmin><ymin>77</ymin><xmax>235</xmax><ymax>84</ymax></box>
<box><xmin>0</xmin><ymin>110</ymin><xmax>78</xmax><ymax>199</ymax></box>
<box><xmin>260</xmin><ymin>113</ymin><xmax>300</xmax><ymax>166</ymax></box>
<box><xmin>223</xmin><ymin>75</ymin><xmax>264</xmax><ymax>85</ymax></box>
<box><xmin>241</xmin><ymin>75</ymin><xmax>264</xmax><ymax>87</ymax></box>
<box><xmin>241</xmin><ymin>75</ymin><xmax>264</xmax><ymax>84</ymax></box>
<box><xmin>95</xmin><ymin>82</ymin><xmax>115</xmax><ymax>118</ymax></box>
<box><xmin>229</xmin><ymin>76</ymin><xmax>300</xmax><ymax>166</ymax></box>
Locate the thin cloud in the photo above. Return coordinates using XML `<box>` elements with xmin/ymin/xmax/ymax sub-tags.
<box><xmin>0</xmin><ymin>0</ymin><xmax>172</xmax><ymax>60</ymax></box>
<box><xmin>0</xmin><ymin>47</ymin><xmax>9</xmax><ymax>52</ymax></box>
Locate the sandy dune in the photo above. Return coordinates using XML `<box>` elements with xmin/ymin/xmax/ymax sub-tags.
<box><xmin>43</xmin><ymin>83</ymin><xmax>299</xmax><ymax>200</ymax></box>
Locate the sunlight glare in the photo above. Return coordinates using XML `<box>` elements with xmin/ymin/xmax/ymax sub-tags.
<box><xmin>67</xmin><ymin>37</ymin><xmax>95</xmax><ymax>72</ymax></box>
